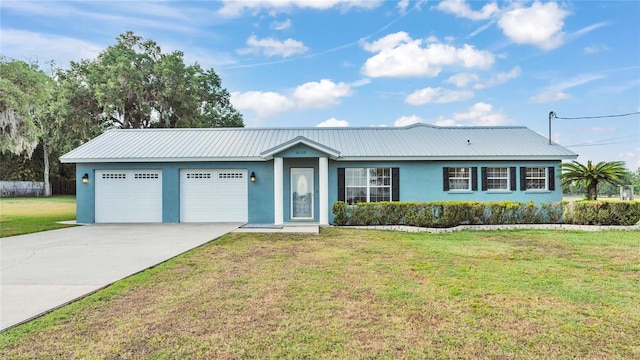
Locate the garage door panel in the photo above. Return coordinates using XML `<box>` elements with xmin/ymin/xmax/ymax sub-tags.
<box><xmin>180</xmin><ymin>169</ymin><xmax>247</xmax><ymax>223</ymax></box>
<box><xmin>95</xmin><ymin>170</ymin><xmax>162</xmax><ymax>223</ymax></box>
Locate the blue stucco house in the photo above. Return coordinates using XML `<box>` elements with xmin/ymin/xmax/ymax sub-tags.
<box><xmin>60</xmin><ymin>124</ymin><xmax>578</xmax><ymax>225</ymax></box>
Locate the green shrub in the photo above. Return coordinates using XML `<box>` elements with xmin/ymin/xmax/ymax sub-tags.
<box><xmin>404</xmin><ymin>203</ymin><xmax>436</xmax><ymax>227</ymax></box>
<box><xmin>332</xmin><ymin>201</ymin><xmax>349</xmax><ymax>226</ymax></box>
<box><xmin>332</xmin><ymin>201</ymin><xmax>566</xmax><ymax>227</ymax></box>
<box><xmin>332</xmin><ymin>200</ymin><xmax>639</xmax><ymax>227</ymax></box>
<box><xmin>562</xmin><ymin>201</ymin><xmax>640</xmax><ymax>226</ymax></box>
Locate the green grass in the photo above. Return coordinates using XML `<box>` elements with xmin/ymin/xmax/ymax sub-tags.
<box><xmin>1</xmin><ymin>228</ymin><xmax>639</xmax><ymax>358</ymax></box>
<box><xmin>0</xmin><ymin>196</ymin><xmax>76</xmax><ymax>237</ymax></box>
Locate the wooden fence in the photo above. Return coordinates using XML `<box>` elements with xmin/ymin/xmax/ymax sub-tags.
<box><xmin>51</xmin><ymin>179</ymin><xmax>76</xmax><ymax>195</ymax></box>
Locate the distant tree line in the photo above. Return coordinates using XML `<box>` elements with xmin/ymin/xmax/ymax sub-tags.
<box><xmin>0</xmin><ymin>31</ymin><xmax>243</xmax><ymax>192</ymax></box>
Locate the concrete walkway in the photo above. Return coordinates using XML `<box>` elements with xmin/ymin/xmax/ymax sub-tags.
<box><xmin>0</xmin><ymin>223</ymin><xmax>241</xmax><ymax>331</ymax></box>
<box><xmin>234</xmin><ymin>224</ymin><xmax>320</xmax><ymax>234</ymax></box>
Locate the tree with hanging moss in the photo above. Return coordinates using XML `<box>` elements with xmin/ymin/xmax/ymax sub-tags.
<box><xmin>65</xmin><ymin>31</ymin><xmax>243</xmax><ymax>130</ymax></box>
<box><xmin>560</xmin><ymin>160</ymin><xmax>627</xmax><ymax>200</ymax></box>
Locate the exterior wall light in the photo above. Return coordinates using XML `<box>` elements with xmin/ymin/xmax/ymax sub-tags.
<box><xmin>250</xmin><ymin>172</ymin><xmax>256</xmax><ymax>183</ymax></box>
<box><xmin>82</xmin><ymin>173</ymin><xmax>89</xmax><ymax>184</ymax></box>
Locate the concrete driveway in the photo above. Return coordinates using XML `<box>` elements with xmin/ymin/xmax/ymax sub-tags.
<box><xmin>0</xmin><ymin>223</ymin><xmax>241</xmax><ymax>331</ymax></box>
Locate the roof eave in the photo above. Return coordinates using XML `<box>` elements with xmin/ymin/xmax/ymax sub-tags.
<box><xmin>59</xmin><ymin>157</ymin><xmax>267</xmax><ymax>164</ymax></box>
<box><xmin>336</xmin><ymin>154</ymin><xmax>578</xmax><ymax>161</ymax></box>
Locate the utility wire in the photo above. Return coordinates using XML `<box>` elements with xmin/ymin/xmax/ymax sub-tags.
<box><xmin>566</xmin><ymin>134</ymin><xmax>638</xmax><ymax>147</ymax></box>
<box><xmin>553</xmin><ymin>111</ymin><xmax>640</xmax><ymax>120</ymax></box>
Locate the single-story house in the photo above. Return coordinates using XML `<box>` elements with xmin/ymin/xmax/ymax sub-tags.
<box><xmin>60</xmin><ymin>124</ymin><xmax>578</xmax><ymax>225</ymax></box>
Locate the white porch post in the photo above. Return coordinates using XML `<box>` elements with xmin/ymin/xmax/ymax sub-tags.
<box><xmin>319</xmin><ymin>156</ymin><xmax>329</xmax><ymax>225</ymax></box>
<box><xmin>274</xmin><ymin>157</ymin><xmax>284</xmax><ymax>225</ymax></box>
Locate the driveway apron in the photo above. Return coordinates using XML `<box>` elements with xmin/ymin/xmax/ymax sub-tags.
<box><xmin>0</xmin><ymin>223</ymin><xmax>241</xmax><ymax>331</ymax></box>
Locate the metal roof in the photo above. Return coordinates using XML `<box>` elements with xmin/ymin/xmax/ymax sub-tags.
<box><xmin>59</xmin><ymin>124</ymin><xmax>578</xmax><ymax>163</ymax></box>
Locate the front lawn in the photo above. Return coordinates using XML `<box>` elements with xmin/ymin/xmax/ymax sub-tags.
<box><xmin>1</xmin><ymin>228</ymin><xmax>639</xmax><ymax>358</ymax></box>
<box><xmin>0</xmin><ymin>196</ymin><xmax>76</xmax><ymax>237</ymax></box>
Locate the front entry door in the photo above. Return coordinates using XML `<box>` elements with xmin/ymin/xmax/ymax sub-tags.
<box><xmin>291</xmin><ymin>168</ymin><xmax>314</xmax><ymax>219</ymax></box>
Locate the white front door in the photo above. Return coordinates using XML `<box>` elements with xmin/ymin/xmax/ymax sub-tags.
<box><xmin>291</xmin><ymin>168</ymin><xmax>314</xmax><ymax>219</ymax></box>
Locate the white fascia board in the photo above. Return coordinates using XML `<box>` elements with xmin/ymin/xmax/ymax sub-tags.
<box><xmin>336</xmin><ymin>155</ymin><xmax>578</xmax><ymax>161</ymax></box>
<box><xmin>260</xmin><ymin>137</ymin><xmax>340</xmax><ymax>160</ymax></box>
<box><xmin>60</xmin><ymin>157</ymin><xmax>267</xmax><ymax>163</ymax></box>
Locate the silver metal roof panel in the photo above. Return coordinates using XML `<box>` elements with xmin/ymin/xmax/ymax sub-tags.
<box><xmin>60</xmin><ymin>124</ymin><xmax>578</xmax><ymax>163</ymax></box>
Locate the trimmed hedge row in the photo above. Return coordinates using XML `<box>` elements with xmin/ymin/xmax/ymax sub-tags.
<box><xmin>332</xmin><ymin>200</ymin><xmax>640</xmax><ymax>227</ymax></box>
<box><xmin>563</xmin><ymin>201</ymin><xmax>640</xmax><ymax>226</ymax></box>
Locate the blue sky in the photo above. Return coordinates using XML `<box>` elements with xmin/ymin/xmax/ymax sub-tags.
<box><xmin>2</xmin><ymin>0</ymin><xmax>639</xmax><ymax>168</ymax></box>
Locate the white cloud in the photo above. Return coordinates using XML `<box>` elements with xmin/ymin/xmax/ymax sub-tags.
<box><xmin>230</xmin><ymin>91</ymin><xmax>294</xmax><ymax>118</ymax></box>
<box><xmin>425</xmin><ymin>35</ymin><xmax>439</xmax><ymax>43</ymax></box>
<box><xmin>530</xmin><ymin>91</ymin><xmax>571</xmax><ymax>103</ymax></box>
<box><xmin>405</xmin><ymin>87</ymin><xmax>474</xmax><ymax>105</ymax></box>
<box><xmin>1</xmin><ymin>1</ymin><xmax>206</xmax><ymax>33</ymax></box>
<box><xmin>232</xmin><ymin>78</ymin><xmax>354</xmax><ymax>118</ymax></box>
<box><xmin>397</xmin><ymin>0</ymin><xmax>409</xmax><ymax>13</ymax></box>
<box><xmin>474</xmin><ymin>66</ymin><xmax>521</xmax><ymax>89</ymax></box>
<box><xmin>567</xmin><ymin>22</ymin><xmax>609</xmax><ymax>42</ymax></box>
<box><xmin>237</xmin><ymin>35</ymin><xmax>308</xmax><ymax>57</ymax></box>
<box><xmin>217</xmin><ymin>0</ymin><xmax>382</xmax><ymax>17</ymax></box>
<box><xmin>362</xmin><ymin>31</ymin><xmax>413</xmax><ymax>52</ymax></box>
<box><xmin>317</xmin><ymin>118</ymin><xmax>349</xmax><ymax>127</ymax></box>
<box><xmin>362</xmin><ymin>32</ymin><xmax>494</xmax><ymax>78</ymax></box>
<box><xmin>394</xmin><ymin>115</ymin><xmax>425</xmax><ymax>127</ymax></box>
<box><xmin>436</xmin><ymin>0</ymin><xmax>498</xmax><ymax>21</ymax></box>
<box><xmin>432</xmin><ymin>102</ymin><xmax>514</xmax><ymax>126</ymax></box>
<box><xmin>584</xmin><ymin>44</ymin><xmax>609</xmax><ymax>54</ymax></box>
<box><xmin>467</xmin><ymin>21</ymin><xmax>495</xmax><ymax>38</ymax></box>
<box><xmin>293</xmin><ymin>79</ymin><xmax>353</xmax><ymax>108</ymax></box>
<box><xmin>581</xmin><ymin>127</ymin><xmax>616</xmax><ymax>134</ymax></box>
<box><xmin>530</xmin><ymin>73</ymin><xmax>605</xmax><ymax>103</ymax></box>
<box><xmin>1</xmin><ymin>29</ymin><xmax>103</xmax><ymax>66</ymax></box>
<box><xmin>498</xmin><ymin>1</ymin><xmax>568</xmax><ymax>50</ymax></box>
<box><xmin>271</xmin><ymin>18</ymin><xmax>292</xmax><ymax>30</ymax></box>
<box><xmin>351</xmin><ymin>78</ymin><xmax>371</xmax><ymax>87</ymax></box>
<box><xmin>446</xmin><ymin>72</ymin><xmax>479</xmax><ymax>88</ymax></box>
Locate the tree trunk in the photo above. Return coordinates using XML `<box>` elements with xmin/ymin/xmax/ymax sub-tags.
<box><xmin>43</xmin><ymin>142</ymin><xmax>51</xmax><ymax>197</ymax></box>
<box><xmin>587</xmin><ymin>183</ymin><xmax>597</xmax><ymax>200</ymax></box>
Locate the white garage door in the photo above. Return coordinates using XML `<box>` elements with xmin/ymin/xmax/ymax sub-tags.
<box><xmin>95</xmin><ymin>170</ymin><xmax>162</xmax><ymax>223</ymax></box>
<box><xmin>180</xmin><ymin>169</ymin><xmax>248</xmax><ymax>222</ymax></box>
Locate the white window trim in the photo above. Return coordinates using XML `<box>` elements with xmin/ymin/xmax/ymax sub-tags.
<box><xmin>345</xmin><ymin>167</ymin><xmax>392</xmax><ymax>203</ymax></box>
<box><xmin>449</xmin><ymin>167</ymin><xmax>471</xmax><ymax>191</ymax></box>
<box><xmin>486</xmin><ymin>167</ymin><xmax>509</xmax><ymax>191</ymax></box>
<box><xmin>525</xmin><ymin>167</ymin><xmax>548</xmax><ymax>191</ymax></box>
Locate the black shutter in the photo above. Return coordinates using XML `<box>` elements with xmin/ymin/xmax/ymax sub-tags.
<box><xmin>391</xmin><ymin>168</ymin><xmax>400</xmax><ymax>201</ymax></box>
<box><xmin>443</xmin><ymin>167</ymin><xmax>449</xmax><ymax>191</ymax></box>
<box><xmin>520</xmin><ymin>167</ymin><xmax>527</xmax><ymax>191</ymax></box>
<box><xmin>471</xmin><ymin>167</ymin><xmax>478</xmax><ymax>191</ymax></box>
<box><xmin>337</xmin><ymin>168</ymin><xmax>345</xmax><ymax>201</ymax></box>
<box><xmin>548</xmin><ymin>166</ymin><xmax>555</xmax><ymax>190</ymax></box>
<box><xmin>510</xmin><ymin>167</ymin><xmax>517</xmax><ymax>191</ymax></box>
<box><xmin>481</xmin><ymin>167</ymin><xmax>487</xmax><ymax>191</ymax></box>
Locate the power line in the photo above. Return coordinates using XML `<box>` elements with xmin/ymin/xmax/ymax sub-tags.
<box><xmin>547</xmin><ymin>110</ymin><xmax>639</xmax><ymax>145</ymax></box>
<box><xmin>553</xmin><ymin>111</ymin><xmax>640</xmax><ymax>120</ymax></box>
<box><xmin>565</xmin><ymin>134</ymin><xmax>638</xmax><ymax>147</ymax></box>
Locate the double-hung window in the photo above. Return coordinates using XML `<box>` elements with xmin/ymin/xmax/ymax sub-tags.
<box><xmin>486</xmin><ymin>167</ymin><xmax>508</xmax><ymax>190</ymax></box>
<box><xmin>525</xmin><ymin>167</ymin><xmax>547</xmax><ymax>190</ymax></box>
<box><xmin>481</xmin><ymin>167</ymin><xmax>516</xmax><ymax>191</ymax></box>
<box><xmin>443</xmin><ymin>167</ymin><xmax>478</xmax><ymax>191</ymax></box>
<box><xmin>344</xmin><ymin>168</ymin><xmax>391</xmax><ymax>204</ymax></box>
<box><xmin>448</xmin><ymin>167</ymin><xmax>471</xmax><ymax>190</ymax></box>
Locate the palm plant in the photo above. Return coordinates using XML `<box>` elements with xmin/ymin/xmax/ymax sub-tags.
<box><xmin>561</xmin><ymin>160</ymin><xmax>626</xmax><ymax>200</ymax></box>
